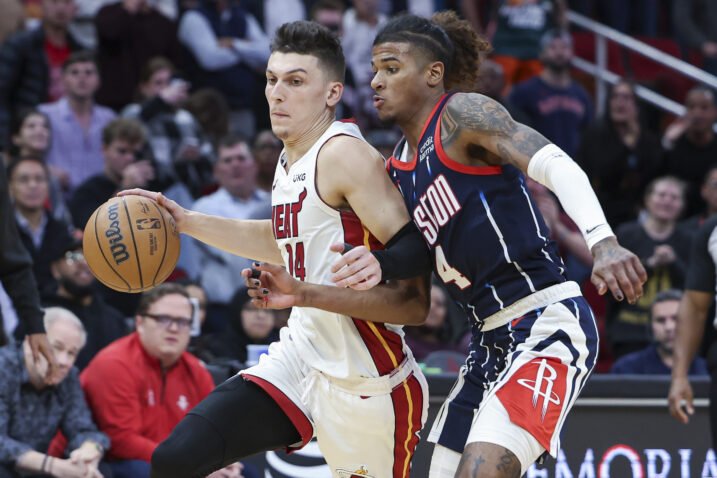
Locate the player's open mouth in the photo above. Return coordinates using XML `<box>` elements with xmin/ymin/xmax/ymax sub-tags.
<box><xmin>373</xmin><ymin>96</ymin><xmax>384</xmax><ymax>108</ymax></box>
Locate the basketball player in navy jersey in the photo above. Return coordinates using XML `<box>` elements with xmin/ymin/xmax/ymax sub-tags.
<box><xmin>250</xmin><ymin>12</ymin><xmax>648</xmax><ymax>478</ymax></box>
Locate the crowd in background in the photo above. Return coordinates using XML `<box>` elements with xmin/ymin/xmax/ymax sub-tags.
<box><xmin>0</xmin><ymin>0</ymin><xmax>715</xmax><ymax>476</ymax></box>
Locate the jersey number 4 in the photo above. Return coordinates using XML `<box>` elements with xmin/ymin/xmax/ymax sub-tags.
<box><xmin>286</xmin><ymin>242</ymin><xmax>306</xmax><ymax>281</ymax></box>
<box><xmin>435</xmin><ymin>245</ymin><xmax>471</xmax><ymax>289</ymax></box>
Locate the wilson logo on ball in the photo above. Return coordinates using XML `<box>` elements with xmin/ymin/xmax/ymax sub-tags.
<box><xmin>106</xmin><ymin>203</ymin><xmax>129</xmax><ymax>265</ymax></box>
<box><xmin>136</xmin><ymin>218</ymin><xmax>161</xmax><ymax>230</ymax></box>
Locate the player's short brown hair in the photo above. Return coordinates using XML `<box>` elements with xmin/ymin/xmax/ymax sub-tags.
<box><xmin>270</xmin><ymin>20</ymin><xmax>345</xmax><ymax>83</ymax></box>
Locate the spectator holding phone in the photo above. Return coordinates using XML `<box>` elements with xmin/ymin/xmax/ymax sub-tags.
<box><xmin>122</xmin><ymin>57</ymin><xmax>215</xmax><ymax>201</ymax></box>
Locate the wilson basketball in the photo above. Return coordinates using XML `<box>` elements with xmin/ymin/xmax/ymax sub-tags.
<box><xmin>82</xmin><ymin>195</ymin><xmax>181</xmax><ymax>293</ymax></box>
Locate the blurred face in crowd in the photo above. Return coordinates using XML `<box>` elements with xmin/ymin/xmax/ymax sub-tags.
<box><xmin>313</xmin><ymin>8</ymin><xmax>343</xmax><ymax>35</ymax></box>
<box><xmin>24</xmin><ymin>317</ymin><xmax>84</xmax><ymax>387</ymax></box>
<box><xmin>185</xmin><ymin>284</ymin><xmax>207</xmax><ymax>326</ymax></box>
<box><xmin>103</xmin><ymin>139</ymin><xmax>143</xmax><ymax>183</ymax></box>
<box><xmin>609</xmin><ymin>82</ymin><xmax>638</xmax><ymax>124</ymax></box>
<box><xmin>136</xmin><ymin>293</ymin><xmax>193</xmax><ymax>368</ymax></box>
<box><xmin>475</xmin><ymin>60</ymin><xmax>504</xmax><ymax>100</ymax></box>
<box><xmin>141</xmin><ymin>68</ymin><xmax>172</xmax><ymax>99</ymax></box>
<box><xmin>685</xmin><ymin>89</ymin><xmax>717</xmax><ymax>135</ymax></box>
<box><xmin>353</xmin><ymin>0</ymin><xmax>379</xmax><ymax>18</ymax></box>
<box><xmin>215</xmin><ymin>141</ymin><xmax>257</xmax><ymax>198</ymax></box>
<box><xmin>651</xmin><ymin>299</ymin><xmax>678</xmax><ymax>355</ymax></box>
<box><xmin>241</xmin><ymin>305</ymin><xmax>275</xmax><ymax>341</ymax></box>
<box><xmin>52</xmin><ymin>247</ymin><xmax>95</xmax><ymax>299</ymax></box>
<box><xmin>265</xmin><ymin>52</ymin><xmax>341</xmax><ymax>142</ymax></box>
<box><xmin>9</xmin><ymin>160</ymin><xmax>49</xmax><ymax>212</ymax></box>
<box><xmin>425</xmin><ymin>285</ymin><xmax>447</xmax><ymax>329</ymax></box>
<box><xmin>541</xmin><ymin>37</ymin><xmax>573</xmax><ymax>73</ymax></box>
<box><xmin>42</xmin><ymin>0</ymin><xmax>76</xmax><ymax>29</ymax></box>
<box><xmin>62</xmin><ymin>61</ymin><xmax>100</xmax><ymax>101</ymax></box>
<box><xmin>13</xmin><ymin>113</ymin><xmax>50</xmax><ymax>156</ymax></box>
<box><xmin>701</xmin><ymin>169</ymin><xmax>717</xmax><ymax>213</ymax></box>
<box><xmin>645</xmin><ymin>179</ymin><xmax>684</xmax><ymax>223</ymax></box>
<box><xmin>252</xmin><ymin>131</ymin><xmax>282</xmax><ymax>178</ymax></box>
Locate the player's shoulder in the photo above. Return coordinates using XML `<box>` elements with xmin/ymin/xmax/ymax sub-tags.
<box><xmin>320</xmin><ymin>132</ymin><xmax>383</xmax><ymax>166</ymax></box>
<box><xmin>443</xmin><ymin>92</ymin><xmax>513</xmax><ymax>134</ymax></box>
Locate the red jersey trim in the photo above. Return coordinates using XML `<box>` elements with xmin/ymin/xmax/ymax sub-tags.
<box><xmin>241</xmin><ymin>374</ymin><xmax>313</xmax><ymax>451</ymax></box>
<box><xmin>434</xmin><ymin>106</ymin><xmax>503</xmax><ymax>176</ymax></box>
<box><xmin>389</xmin><ymin>93</ymin><xmax>451</xmax><ymax>172</ymax></box>
<box><xmin>391</xmin><ymin>374</ymin><xmax>424</xmax><ymax>477</ymax></box>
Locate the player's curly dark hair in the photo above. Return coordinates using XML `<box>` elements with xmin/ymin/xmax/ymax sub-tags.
<box><xmin>373</xmin><ymin>11</ymin><xmax>490</xmax><ymax>92</ymax></box>
<box><xmin>271</xmin><ymin>21</ymin><xmax>345</xmax><ymax>83</ymax></box>
<box><xmin>432</xmin><ymin>11</ymin><xmax>490</xmax><ymax>92</ymax></box>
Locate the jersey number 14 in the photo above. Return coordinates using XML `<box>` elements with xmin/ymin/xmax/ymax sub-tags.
<box><xmin>286</xmin><ymin>242</ymin><xmax>306</xmax><ymax>281</ymax></box>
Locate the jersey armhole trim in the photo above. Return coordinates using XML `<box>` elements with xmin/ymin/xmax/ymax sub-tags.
<box><xmin>434</xmin><ymin>101</ymin><xmax>504</xmax><ymax>176</ymax></box>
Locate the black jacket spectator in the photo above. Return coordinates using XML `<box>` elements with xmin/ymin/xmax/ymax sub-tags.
<box><xmin>94</xmin><ymin>2</ymin><xmax>183</xmax><ymax>111</ymax></box>
<box><xmin>15</xmin><ymin>211</ymin><xmax>71</xmax><ymax>293</ymax></box>
<box><xmin>0</xmin><ymin>27</ymin><xmax>81</xmax><ymax>149</ymax></box>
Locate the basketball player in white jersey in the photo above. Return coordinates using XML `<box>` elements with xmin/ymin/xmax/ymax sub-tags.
<box><xmin>121</xmin><ymin>21</ymin><xmax>434</xmax><ymax>478</ymax></box>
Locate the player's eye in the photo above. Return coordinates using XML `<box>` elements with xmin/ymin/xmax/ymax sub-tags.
<box><xmin>291</xmin><ymin>78</ymin><xmax>302</xmax><ymax>85</ymax></box>
<box><xmin>266</xmin><ymin>77</ymin><xmax>277</xmax><ymax>85</ymax></box>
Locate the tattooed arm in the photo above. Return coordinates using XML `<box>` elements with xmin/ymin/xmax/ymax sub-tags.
<box><xmin>440</xmin><ymin>93</ymin><xmax>647</xmax><ymax>304</ymax></box>
<box><xmin>439</xmin><ymin>92</ymin><xmax>549</xmax><ymax>172</ymax></box>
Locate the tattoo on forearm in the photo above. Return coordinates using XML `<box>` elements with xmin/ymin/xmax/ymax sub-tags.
<box><xmin>456</xmin><ymin>452</ymin><xmax>486</xmax><ymax>477</ymax></box>
<box><xmin>512</xmin><ymin>126</ymin><xmax>550</xmax><ymax>157</ymax></box>
<box><xmin>495</xmin><ymin>448</ymin><xmax>521</xmax><ymax>474</ymax></box>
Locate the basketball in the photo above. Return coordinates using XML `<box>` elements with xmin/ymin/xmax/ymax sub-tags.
<box><xmin>82</xmin><ymin>195</ymin><xmax>181</xmax><ymax>293</ymax></box>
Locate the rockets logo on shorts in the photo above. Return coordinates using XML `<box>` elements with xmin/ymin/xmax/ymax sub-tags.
<box><xmin>496</xmin><ymin>357</ymin><xmax>568</xmax><ymax>451</ymax></box>
<box><xmin>336</xmin><ymin>465</ymin><xmax>374</xmax><ymax>478</ymax></box>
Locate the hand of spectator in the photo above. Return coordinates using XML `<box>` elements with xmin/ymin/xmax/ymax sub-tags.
<box><xmin>120</xmin><ymin>160</ymin><xmax>155</xmax><ymax>189</ymax></box>
<box><xmin>27</xmin><ymin>333</ymin><xmax>60</xmax><ymax>385</ymax></box>
<box><xmin>702</xmin><ymin>41</ymin><xmax>717</xmax><ymax>58</ymax></box>
<box><xmin>123</xmin><ymin>0</ymin><xmax>146</xmax><ymax>13</ymax></box>
<box><xmin>49</xmin><ymin>165</ymin><xmax>71</xmax><ymax>191</ymax></box>
<box><xmin>117</xmin><ymin>189</ymin><xmax>188</xmax><ymax>232</ymax></box>
<box><xmin>329</xmin><ymin>243</ymin><xmax>382</xmax><ymax>290</ymax></box>
<box><xmin>51</xmin><ymin>458</ymin><xmax>94</xmax><ymax>478</ymax></box>
<box><xmin>177</xmin><ymin>144</ymin><xmax>201</xmax><ymax>162</ymax></box>
<box><xmin>159</xmin><ymin>81</ymin><xmax>189</xmax><ymax>107</ymax></box>
<box><xmin>217</xmin><ymin>37</ymin><xmax>235</xmax><ymax>49</ymax></box>
<box><xmin>243</xmin><ymin>263</ymin><xmax>301</xmax><ymax>309</ymax></box>
<box><xmin>69</xmin><ymin>442</ymin><xmax>102</xmax><ymax>468</ymax></box>
<box><xmin>647</xmin><ymin>244</ymin><xmax>677</xmax><ymax>268</ymax></box>
<box><xmin>662</xmin><ymin>116</ymin><xmax>690</xmax><ymax>149</ymax></box>
<box><xmin>668</xmin><ymin>375</ymin><xmax>694</xmax><ymax>424</ymax></box>
<box><xmin>207</xmin><ymin>462</ymin><xmax>244</xmax><ymax>478</ymax></box>
<box><xmin>590</xmin><ymin>236</ymin><xmax>647</xmax><ymax>304</ymax></box>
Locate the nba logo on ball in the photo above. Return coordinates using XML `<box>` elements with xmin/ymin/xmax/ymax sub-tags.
<box><xmin>83</xmin><ymin>195</ymin><xmax>180</xmax><ymax>293</ymax></box>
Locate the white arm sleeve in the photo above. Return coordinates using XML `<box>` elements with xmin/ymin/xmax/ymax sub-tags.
<box><xmin>527</xmin><ymin>144</ymin><xmax>614</xmax><ymax>249</ymax></box>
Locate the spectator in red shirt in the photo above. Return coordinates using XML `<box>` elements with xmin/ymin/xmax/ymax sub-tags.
<box><xmin>69</xmin><ymin>283</ymin><xmax>244</xmax><ymax>478</ymax></box>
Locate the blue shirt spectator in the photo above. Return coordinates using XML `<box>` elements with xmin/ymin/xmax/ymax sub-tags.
<box><xmin>611</xmin><ymin>343</ymin><xmax>707</xmax><ymax>375</ymax></box>
<box><xmin>0</xmin><ymin>307</ymin><xmax>109</xmax><ymax>477</ymax></box>
<box><xmin>509</xmin><ymin>29</ymin><xmax>593</xmax><ymax>157</ymax></box>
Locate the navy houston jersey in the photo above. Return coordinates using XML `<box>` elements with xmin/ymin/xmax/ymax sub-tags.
<box><xmin>387</xmin><ymin>93</ymin><xmax>568</xmax><ymax>328</ymax></box>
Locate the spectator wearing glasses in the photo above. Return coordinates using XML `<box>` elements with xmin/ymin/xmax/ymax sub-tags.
<box><xmin>34</xmin><ymin>237</ymin><xmax>127</xmax><ymax>370</ymax></box>
<box><xmin>75</xmin><ymin>283</ymin><xmax>242</xmax><ymax>478</ymax></box>
<box><xmin>68</xmin><ymin>118</ymin><xmax>154</xmax><ymax>231</ymax></box>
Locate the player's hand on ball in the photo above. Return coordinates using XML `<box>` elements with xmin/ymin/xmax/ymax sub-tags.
<box><xmin>590</xmin><ymin>237</ymin><xmax>647</xmax><ymax>304</ymax></box>
<box><xmin>242</xmin><ymin>263</ymin><xmax>302</xmax><ymax>309</ymax></box>
<box><xmin>329</xmin><ymin>243</ymin><xmax>382</xmax><ymax>290</ymax></box>
<box><xmin>117</xmin><ymin>189</ymin><xmax>187</xmax><ymax>232</ymax></box>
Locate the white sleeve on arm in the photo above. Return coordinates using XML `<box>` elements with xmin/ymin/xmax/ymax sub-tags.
<box><xmin>527</xmin><ymin>144</ymin><xmax>615</xmax><ymax>249</ymax></box>
<box><xmin>178</xmin><ymin>11</ymin><xmax>241</xmax><ymax>70</ymax></box>
<box><xmin>231</xmin><ymin>14</ymin><xmax>271</xmax><ymax>72</ymax></box>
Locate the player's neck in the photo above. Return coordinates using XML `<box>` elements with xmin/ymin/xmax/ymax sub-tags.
<box><xmin>400</xmin><ymin>90</ymin><xmax>445</xmax><ymax>155</ymax></box>
<box><xmin>282</xmin><ymin>114</ymin><xmax>335</xmax><ymax>168</ymax></box>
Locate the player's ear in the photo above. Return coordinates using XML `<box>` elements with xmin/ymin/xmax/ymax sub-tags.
<box><xmin>326</xmin><ymin>81</ymin><xmax>343</xmax><ymax>107</ymax></box>
<box><xmin>426</xmin><ymin>61</ymin><xmax>445</xmax><ymax>88</ymax></box>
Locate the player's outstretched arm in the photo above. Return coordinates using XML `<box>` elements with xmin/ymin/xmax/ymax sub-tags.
<box><xmin>440</xmin><ymin>93</ymin><xmax>647</xmax><ymax>303</ymax></box>
<box><xmin>118</xmin><ymin>188</ymin><xmax>283</xmax><ymax>264</ymax></box>
<box><xmin>668</xmin><ymin>289</ymin><xmax>711</xmax><ymax>423</ymax></box>
<box><xmin>242</xmin><ymin>264</ymin><xmax>430</xmax><ymax>325</ymax></box>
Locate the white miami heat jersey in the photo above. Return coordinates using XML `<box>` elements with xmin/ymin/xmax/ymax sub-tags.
<box><xmin>271</xmin><ymin>121</ymin><xmax>408</xmax><ymax>380</ymax></box>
